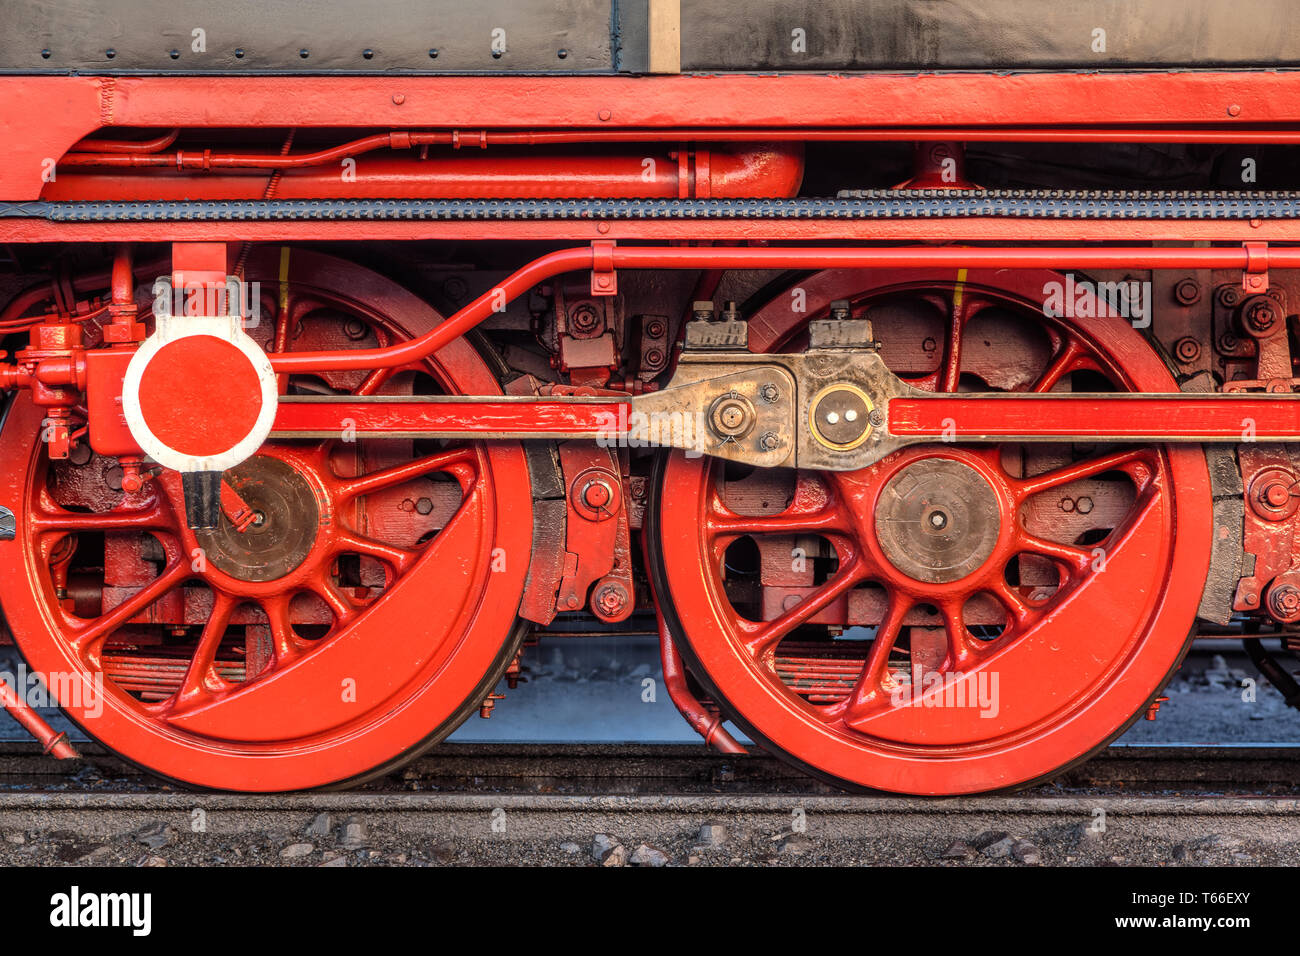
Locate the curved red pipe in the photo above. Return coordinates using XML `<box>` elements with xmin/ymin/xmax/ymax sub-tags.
<box><xmin>0</xmin><ymin>678</ymin><xmax>78</xmax><ymax>759</ymax></box>
<box><xmin>269</xmin><ymin>243</ymin><xmax>1300</xmax><ymax>374</ymax></box>
<box><xmin>73</xmin><ymin>128</ymin><xmax>180</xmax><ymax>154</ymax></box>
<box><xmin>61</xmin><ymin>131</ymin><xmax>406</xmax><ymax>169</ymax></box>
<box><xmin>0</xmin><ymin>255</ymin><xmax>168</xmax><ymax>330</ymax></box>
<box><xmin>640</xmin><ymin>533</ymin><xmax>745</xmax><ymax>755</ymax></box>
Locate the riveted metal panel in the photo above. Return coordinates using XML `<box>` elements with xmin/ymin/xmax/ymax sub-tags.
<box><xmin>0</xmin><ymin>0</ymin><xmax>622</xmax><ymax>73</ymax></box>
<box><xmin>6</xmin><ymin>0</ymin><xmax>1299</xmax><ymax>75</ymax></box>
<box><xmin>679</xmin><ymin>0</ymin><xmax>1300</xmax><ymax>70</ymax></box>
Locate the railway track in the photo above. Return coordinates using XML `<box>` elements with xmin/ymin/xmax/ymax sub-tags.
<box><xmin>0</xmin><ymin>743</ymin><xmax>1293</xmax><ymax>867</ymax></box>
<box><xmin>3</xmin><ymin>741</ymin><xmax>1297</xmax><ymax>794</ymax></box>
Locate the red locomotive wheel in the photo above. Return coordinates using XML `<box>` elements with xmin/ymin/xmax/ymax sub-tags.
<box><xmin>0</xmin><ymin>250</ymin><xmax>532</xmax><ymax>791</ymax></box>
<box><xmin>649</xmin><ymin>270</ymin><xmax>1212</xmax><ymax>794</ymax></box>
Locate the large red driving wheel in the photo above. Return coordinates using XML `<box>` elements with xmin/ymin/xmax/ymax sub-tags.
<box><xmin>650</xmin><ymin>269</ymin><xmax>1212</xmax><ymax>794</ymax></box>
<box><xmin>0</xmin><ymin>249</ymin><xmax>532</xmax><ymax>791</ymax></box>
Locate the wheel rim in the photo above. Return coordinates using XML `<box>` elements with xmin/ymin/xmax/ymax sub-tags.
<box><xmin>0</xmin><ymin>249</ymin><xmax>532</xmax><ymax>791</ymax></box>
<box><xmin>651</xmin><ymin>269</ymin><xmax>1211</xmax><ymax>794</ymax></box>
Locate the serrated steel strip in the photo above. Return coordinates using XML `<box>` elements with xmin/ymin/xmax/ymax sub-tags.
<box><xmin>5</xmin><ymin>191</ymin><xmax>1300</xmax><ymax>222</ymax></box>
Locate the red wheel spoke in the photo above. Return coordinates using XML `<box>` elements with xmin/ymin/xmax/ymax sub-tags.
<box><xmin>740</xmin><ymin>556</ymin><xmax>865</xmax><ymax>660</ymax></box>
<box><xmin>170</xmin><ymin>592</ymin><xmax>236</xmax><ymax>711</ymax></box>
<box><xmin>705</xmin><ymin>478</ymin><xmax>852</xmax><ymax>540</ymax></box>
<box><xmin>938</xmin><ymin>598</ymin><xmax>974</xmax><ymax>669</ymax></box>
<box><xmin>356</xmin><ymin>363</ymin><xmax>428</xmax><ymax>396</ymax></box>
<box><xmin>337</xmin><ymin>446</ymin><xmax>477</xmax><ymax>501</ymax></box>
<box><xmin>335</xmin><ymin>529</ymin><xmax>418</xmax><ymax>574</ymax></box>
<box><xmin>939</xmin><ymin>291</ymin><xmax>978</xmax><ymax>392</ymax></box>
<box><xmin>837</xmin><ymin>591</ymin><xmax>913</xmax><ymax>722</ymax></box>
<box><xmin>32</xmin><ymin>502</ymin><xmax>170</xmax><ymax>536</ymax></box>
<box><xmin>707</xmin><ymin>502</ymin><xmax>851</xmax><ymax>539</ymax></box>
<box><xmin>259</xmin><ymin>592</ymin><xmax>302</xmax><ymax>665</ymax></box>
<box><xmin>68</xmin><ymin>561</ymin><xmax>191</xmax><ymax>658</ymax></box>
<box><xmin>313</xmin><ymin>576</ymin><xmax>361</xmax><ymax>627</ymax></box>
<box><xmin>1018</xmin><ymin>533</ymin><xmax>1095</xmax><ymax>576</ymax></box>
<box><xmin>989</xmin><ymin>578</ymin><xmax>1035</xmax><ymax>630</ymax></box>
<box><xmin>1013</xmin><ymin>448</ymin><xmax>1155</xmax><ymax>500</ymax></box>
<box><xmin>356</xmin><ymin>366</ymin><xmax>395</xmax><ymax>396</ymax></box>
<box><xmin>1031</xmin><ymin>337</ymin><xmax>1087</xmax><ymax>393</ymax></box>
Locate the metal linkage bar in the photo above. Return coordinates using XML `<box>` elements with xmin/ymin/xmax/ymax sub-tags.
<box><xmin>267</xmin><ymin>353</ymin><xmax>1300</xmax><ymax>473</ymax></box>
<box><xmin>889</xmin><ymin>394</ymin><xmax>1300</xmax><ymax>442</ymax></box>
<box><xmin>272</xmin><ymin>395</ymin><xmax>625</xmax><ymax>439</ymax></box>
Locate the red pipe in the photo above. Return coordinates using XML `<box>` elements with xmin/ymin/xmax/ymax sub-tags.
<box><xmin>73</xmin><ymin>128</ymin><xmax>180</xmax><ymax>154</ymax></box>
<box><xmin>0</xmin><ymin>255</ymin><xmax>167</xmax><ymax>330</ymax></box>
<box><xmin>268</xmin><ymin>243</ymin><xmax>1300</xmax><ymax>375</ymax></box>
<box><xmin>640</xmin><ymin>534</ymin><xmax>745</xmax><ymax>755</ymax></box>
<box><xmin>110</xmin><ymin>245</ymin><xmax>133</xmax><ymax>305</ymax></box>
<box><xmin>62</xmin><ymin>131</ymin><xmax>412</xmax><ymax>168</ymax></box>
<box><xmin>0</xmin><ymin>678</ymin><xmax>78</xmax><ymax>759</ymax></box>
<box><xmin>48</xmin><ymin>146</ymin><xmax>804</xmax><ymax>202</ymax></box>
<box><xmin>659</xmin><ymin>624</ymin><xmax>746</xmax><ymax>755</ymax></box>
<box><xmin>272</xmin><ymin>246</ymin><xmax>593</xmax><ymax>373</ymax></box>
<box><xmin>62</xmin><ymin>130</ymin><xmax>801</xmax><ymax>177</ymax></box>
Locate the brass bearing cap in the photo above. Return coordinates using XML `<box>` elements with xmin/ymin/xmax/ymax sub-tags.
<box><xmin>808</xmin><ymin>383</ymin><xmax>874</xmax><ymax>451</ymax></box>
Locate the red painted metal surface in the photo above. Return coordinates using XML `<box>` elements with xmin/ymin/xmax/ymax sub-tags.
<box><xmin>268</xmin><ymin>392</ymin><xmax>1300</xmax><ymax>443</ymax></box>
<box><xmin>1</xmin><ymin>56</ymin><xmax>1298</xmax><ymax>793</ymax></box>
<box><xmin>8</xmin><ymin>71</ymin><xmax>1300</xmax><ymax>200</ymax></box>
<box><xmin>8</xmin><ymin>218</ymin><xmax>1300</xmax><ymax>245</ymax></box>
<box><xmin>138</xmin><ymin>337</ymin><xmax>263</xmax><ymax>455</ymax></box>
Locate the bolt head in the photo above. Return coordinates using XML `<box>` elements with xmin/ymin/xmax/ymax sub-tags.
<box><xmin>583</xmin><ymin>481</ymin><xmax>611</xmax><ymax>509</ymax></box>
<box><xmin>1265</xmin><ymin>483</ymin><xmax>1291</xmax><ymax>508</ymax></box>
<box><xmin>594</xmin><ymin>583</ymin><xmax>628</xmax><ymax>618</ymax></box>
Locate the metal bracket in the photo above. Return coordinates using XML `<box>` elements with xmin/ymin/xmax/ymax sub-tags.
<box><xmin>1244</xmin><ymin>240</ymin><xmax>1270</xmax><ymax>293</ymax></box>
<box><xmin>590</xmin><ymin>239</ymin><xmax>617</xmax><ymax>297</ymax></box>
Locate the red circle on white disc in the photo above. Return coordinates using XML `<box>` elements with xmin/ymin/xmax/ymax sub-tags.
<box><xmin>137</xmin><ymin>336</ymin><xmax>263</xmax><ymax>457</ymax></box>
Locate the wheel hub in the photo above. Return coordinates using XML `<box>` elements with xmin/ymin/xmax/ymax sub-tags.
<box><xmin>193</xmin><ymin>455</ymin><xmax>321</xmax><ymax>583</ymax></box>
<box><xmin>874</xmin><ymin>457</ymin><xmax>1001</xmax><ymax>584</ymax></box>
